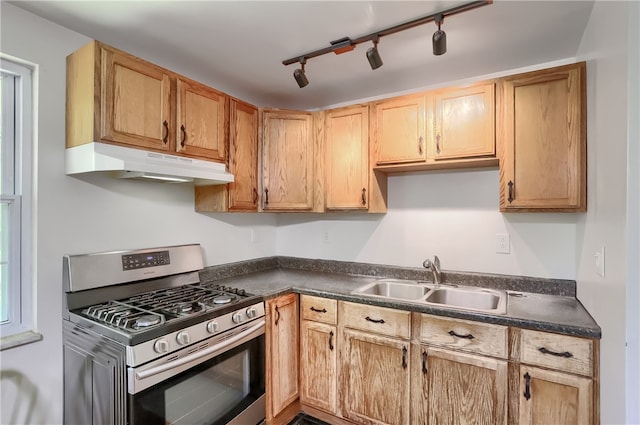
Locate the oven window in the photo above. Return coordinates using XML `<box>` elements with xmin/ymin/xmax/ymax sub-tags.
<box><xmin>130</xmin><ymin>334</ymin><xmax>265</xmax><ymax>425</ymax></box>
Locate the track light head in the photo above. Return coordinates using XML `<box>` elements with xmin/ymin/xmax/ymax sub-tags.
<box><xmin>432</xmin><ymin>13</ymin><xmax>447</xmax><ymax>56</ymax></box>
<box><xmin>293</xmin><ymin>58</ymin><xmax>309</xmax><ymax>88</ymax></box>
<box><xmin>366</xmin><ymin>37</ymin><xmax>383</xmax><ymax>70</ymax></box>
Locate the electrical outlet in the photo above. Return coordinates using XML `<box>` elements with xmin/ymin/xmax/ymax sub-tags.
<box><xmin>496</xmin><ymin>233</ymin><xmax>510</xmax><ymax>254</ymax></box>
<box><xmin>321</xmin><ymin>230</ymin><xmax>330</xmax><ymax>244</ymax></box>
<box><xmin>594</xmin><ymin>246</ymin><xmax>605</xmax><ymax>277</ymax></box>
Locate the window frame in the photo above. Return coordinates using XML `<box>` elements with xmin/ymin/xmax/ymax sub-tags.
<box><xmin>0</xmin><ymin>54</ymin><xmax>39</xmax><ymax>349</ymax></box>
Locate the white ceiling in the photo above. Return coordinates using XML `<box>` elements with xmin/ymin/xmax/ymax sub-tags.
<box><xmin>10</xmin><ymin>0</ymin><xmax>595</xmax><ymax>110</ymax></box>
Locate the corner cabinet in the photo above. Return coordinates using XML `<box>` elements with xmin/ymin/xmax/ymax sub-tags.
<box><xmin>67</xmin><ymin>40</ymin><xmax>228</xmax><ymax>163</ymax></box>
<box><xmin>266</xmin><ymin>294</ymin><xmax>300</xmax><ymax>424</ymax></box>
<box><xmin>325</xmin><ymin>105</ymin><xmax>369</xmax><ymax>210</ymax></box>
<box><xmin>261</xmin><ymin>109</ymin><xmax>316</xmax><ymax>211</ymax></box>
<box><xmin>195</xmin><ymin>98</ymin><xmax>259</xmax><ymax>212</ymax></box>
<box><xmin>498</xmin><ymin>62</ymin><xmax>586</xmax><ymax>212</ymax></box>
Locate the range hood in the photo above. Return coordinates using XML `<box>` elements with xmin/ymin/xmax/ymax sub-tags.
<box><xmin>65</xmin><ymin>142</ymin><xmax>234</xmax><ymax>185</ymax></box>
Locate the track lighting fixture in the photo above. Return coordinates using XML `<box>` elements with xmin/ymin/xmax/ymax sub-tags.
<box><xmin>282</xmin><ymin>0</ymin><xmax>492</xmax><ymax>87</ymax></box>
<box><xmin>293</xmin><ymin>58</ymin><xmax>309</xmax><ymax>88</ymax></box>
<box><xmin>366</xmin><ymin>36</ymin><xmax>383</xmax><ymax>70</ymax></box>
<box><xmin>432</xmin><ymin>14</ymin><xmax>447</xmax><ymax>56</ymax></box>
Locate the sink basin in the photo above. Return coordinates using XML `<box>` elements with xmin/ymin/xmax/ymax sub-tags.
<box><xmin>352</xmin><ymin>279</ymin><xmax>431</xmax><ymax>301</ymax></box>
<box><xmin>423</xmin><ymin>286</ymin><xmax>506</xmax><ymax>314</ymax></box>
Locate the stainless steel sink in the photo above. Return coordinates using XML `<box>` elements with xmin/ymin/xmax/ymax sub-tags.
<box><xmin>352</xmin><ymin>279</ymin><xmax>506</xmax><ymax>314</ymax></box>
<box><xmin>352</xmin><ymin>279</ymin><xmax>431</xmax><ymax>301</ymax></box>
<box><xmin>423</xmin><ymin>286</ymin><xmax>506</xmax><ymax>314</ymax></box>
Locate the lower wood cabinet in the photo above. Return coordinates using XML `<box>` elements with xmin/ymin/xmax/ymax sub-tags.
<box><xmin>300</xmin><ymin>295</ymin><xmax>338</xmax><ymax>415</ymax></box>
<box><xmin>294</xmin><ymin>296</ymin><xmax>599</xmax><ymax>425</ymax></box>
<box><xmin>411</xmin><ymin>345</ymin><xmax>508</xmax><ymax>425</ymax></box>
<box><xmin>340</xmin><ymin>328</ymin><xmax>410</xmax><ymax>425</ymax></box>
<box><xmin>518</xmin><ymin>365</ymin><xmax>592</xmax><ymax>425</ymax></box>
<box><xmin>266</xmin><ymin>294</ymin><xmax>299</xmax><ymax>424</ymax></box>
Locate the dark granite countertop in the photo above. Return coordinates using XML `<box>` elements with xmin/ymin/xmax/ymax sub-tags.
<box><xmin>199</xmin><ymin>257</ymin><xmax>600</xmax><ymax>339</ymax></box>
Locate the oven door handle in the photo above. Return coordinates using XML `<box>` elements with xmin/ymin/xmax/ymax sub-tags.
<box><xmin>135</xmin><ymin>319</ymin><xmax>265</xmax><ymax>381</ymax></box>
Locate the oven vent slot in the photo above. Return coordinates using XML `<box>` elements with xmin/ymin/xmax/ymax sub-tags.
<box><xmin>166</xmin><ymin>355</ymin><xmax>179</xmax><ymax>362</ymax></box>
<box><xmin>187</xmin><ymin>343</ymin><xmax>209</xmax><ymax>355</ymax></box>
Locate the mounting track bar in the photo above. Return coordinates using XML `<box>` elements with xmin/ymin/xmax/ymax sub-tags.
<box><xmin>282</xmin><ymin>0</ymin><xmax>492</xmax><ymax>66</ymax></box>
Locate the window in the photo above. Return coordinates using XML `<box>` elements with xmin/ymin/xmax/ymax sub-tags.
<box><xmin>0</xmin><ymin>55</ymin><xmax>38</xmax><ymax>348</ymax></box>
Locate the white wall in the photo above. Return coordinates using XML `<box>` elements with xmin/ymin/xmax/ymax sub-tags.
<box><xmin>0</xmin><ymin>4</ymin><xmax>277</xmax><ymax>424</ymax></box>
<box><xmin>277</xmin><ymin>169</ymin><xmax>578</xmax><ymax>279</ymax></box>
<box><xmin>574</xmin><ymin>2</ymin><xmax>632</xmax><ymax>424</ymax></box>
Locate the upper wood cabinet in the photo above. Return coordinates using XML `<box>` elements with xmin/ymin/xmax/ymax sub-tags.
<box><xmin>194</xmin><ymin>98</ymin><xmax>259</xmax><ymax>212</ymax></box>
<box><xmin>428</xmin><ymin>82</ymin><xmax>496</xmax><ymax>161</ymax></box>
<box><xmin>176</xmin><ymin>78</ymin><xmax>227</xmax><ymax>161</ymax></box>
<box><xmin>66</xmin><ymin>40</ymin><xmax>228</xmax><ymax>164</ymax></box>
<box><xmin>498</xmin><ymin>62</ymin><xmax>586</xmax><ymax>212</ymax></box>
<box><xmin>266</xmin><ymin>294</ymin><xmax>300</xmax><ymax>424</ymax></box>
<box><xmin>372</xmin><ymin>94</ymin><xmax>427</xmax><ymax>165</ymax></box>
<box><xmin>325</xmin><ymin>105</ymin><xmax>369</xmax><ymax>210</ymax></box>
<box><xmin>261</xmin><ymin>109</ymin><xmax>315</xmax><ymax>211</ymax></box>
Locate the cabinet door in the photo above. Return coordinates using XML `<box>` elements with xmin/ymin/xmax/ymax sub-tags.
<box><xmin>373</xmin><ymin>95</ymin><xmax>426</xmax><ymax>165</ymax></box>
<box><xmin>266</xmin><ymin>294</ymin><xmax>299</xmax><ymax>421</ymax></box>
<box><xmin>325</xmin><ymin>105</ymin><xmax>369</xmax><ymax>210</ymax></box>
<box><xmin>300</xmin><ymin>321</ymin><xmax>337</xmax><ymax>414</ymax></box>
<box><xmin>498</xmin><ymin>62</ymin><xmax>586</xmax><ymax>211</ymax></box>
<box><xmin>341</xmin><ymin>328</ymin><xmax>410</xmax><ymax>425</ymax></box>
<box><xmin>101</xmin><ymin>46</ymin><xmax>172</xmax><ymax>151</ymax></box>
<box><xmin>228</xmin><ymin>98</ymin><xmax>259</xmax><ymax>211</ymax></box>
<box><xmin>519</xmin><ymin>366</ymin><xmax>592</xmax><ymax>425</ymax></box>
<box><xmin>176</xmin><ymin>78</ymin><xmax>227</xmax><ymax>162</ymax></box>
<box><xmin>411</xmin><ymin>345</ymin><xmax>508</xmax><ymax>425</ymax></box>
<box><xmin>262</xmin><ymin>110</ymin><xmax>314</xmax><ymax>211</ymax></box>
<box><xmin>431</xmin><ymin>82</ymin><xmax>495</xmax><ymax>161</ymax></box>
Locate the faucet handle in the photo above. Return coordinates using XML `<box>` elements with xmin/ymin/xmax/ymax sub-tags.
<box><xmin>423</xmin><ymin>256</ymin><xmax>440</xmax><ymax>270</ymax></box>
<box><xmin>433</xmin><ymin>255</ymin><xmax>440</xmax><ymax>269</ymax></box>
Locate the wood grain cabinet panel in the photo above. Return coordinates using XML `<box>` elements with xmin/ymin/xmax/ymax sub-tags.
<box><xmin>266</xmin><ymin>294</ymin><xmax>299</xmax><ymax>423</ymax></box>
<box><xmin>520</xmin><ymin>329</ymin><xmax>593</xmax><ymax>376</ymax></box>
<box><xmin>262</xmin><ymin>109</ymin><xmax>315</xmax><ymax>211</ymax></box>
<box><xmin>411</xmin><ymin>345</ymin><xmax>508</xmax><ymax>425</ymax></box>
<box><xmin>300</xmin><ymin>320</ymin><xmax>338</xmax><ymax>414</ymax></box>
<box><xmin>498</xmin><ymin>62</ymin><xmax>586</xmax><ymax>211</ymax></box>
<box><xmin>176</xmin><ymin>78</ymin><xmax>227</xmax><ymax>162</ymax></box>
<box><xmin>340</xmin><ymin>328</ymin><xmax>410</xmax><ymax>425</ymax></box>
<box><xmin>300</xmin><ymin>295</ymin><xmax>337</xmax><ymax>325</ymax></box>
<box><xmin>373</xmin><ymin>94</ymin><xmax>427</xmax><ymax>165</ymax></box>
<box><xmin>325</xmin><ymin>105</ymin><xmax>369</xmax><ymax>210</ymax></box>
<box><xmin>339</xmin><ymin>301</ymin><xmax>411</xmax><ymax>339</ymax></box>
<box><xmin>518</xmin><ymin>365</ymin><xmax>592</xmax><ymax>425</ymax></box>
<box><xmin>416</xmin><ymin>313</ymin><xmax>508</xmax><ymax>359</ymax></box>
<box><xmin>430</xmin><ymin>82</ymin><xmax>495</xmax><ymax>161</ymax></box>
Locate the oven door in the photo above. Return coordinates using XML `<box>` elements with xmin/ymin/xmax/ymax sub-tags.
<box><xmin>128</xmin><ymin>320</ymin><xmax>265</xmax><ymax>425</ymax></box>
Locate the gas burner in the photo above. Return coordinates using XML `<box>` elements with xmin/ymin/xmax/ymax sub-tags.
<box><xmin>134</xmin><ymin>315</ymin><xmax>161</xmax><ymax>328</ymax></box>
<box><xmin>175</xmin><ymin>301</ymin><xmax>202</xmax><ymax>314</ymax></box>
<box><xmin>213</xmin><ymin>295</ymin><xmax>234</xmax><ymax>304</ymax></box>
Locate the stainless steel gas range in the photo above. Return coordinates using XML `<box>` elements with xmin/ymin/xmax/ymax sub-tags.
<box><xmin>62</xmin><ymin>244</ymin><xmax>266</xmax><ymax>425</ymax></box>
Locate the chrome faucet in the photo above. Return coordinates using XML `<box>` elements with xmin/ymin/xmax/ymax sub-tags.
<box><xmin>423</xmin><ymin>256</ymin><xmax>441</xmax><ymax>287</ymax></box>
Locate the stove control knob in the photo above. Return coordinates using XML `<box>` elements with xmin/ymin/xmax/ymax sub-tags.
<box><xmin>206</xmin><ymin>321</ymin><xmax>219</xmax><ymax>334</ymax></box>
<box><xmin>232</xmin><ymin>312</ymin><xmax>244</xmax><ymax>324</ymax></box>
<box><xmin>153</xmin><ymin>339</ymin><xmax>169</xmax><ymax>354</ymax></box>
<box><xmin>246</xmin><ymin>307</ymin><xmax>257</xmax><ymax>318</ymax></box>
<box><xmin>176</xmin><ymin>331</ymin><xmax>191</xmax><ymax>346</ymax></box>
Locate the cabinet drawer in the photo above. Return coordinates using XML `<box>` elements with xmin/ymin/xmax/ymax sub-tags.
<box><xmin>301</xmin><ymin>295</ymin><xmax>337</xmax><ymax>325</ymax></box>
<box><xmin>416</xmin><ymin>314</ymin><xmax>508</xmax><ymax>359</ymax></box>
<box><xmin>339</xmin><ymin>301</ymin><xmax>410</xmax><ymax>339</ymax></box>
<box><xmin>520</xmin><ymin>329</ymin><xmax>593</xmax><ymax>376</ymax></box>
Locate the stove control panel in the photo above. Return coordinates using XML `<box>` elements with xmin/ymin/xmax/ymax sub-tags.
<box><xmin>122</xmin><ymin>251</ymin><xmax>170</xmax><ymax>271</ymax></box>
<box><xmin>126</xmin><ymin>301</ymin><xmax>266</xmax><ymax>367</ymax></box>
